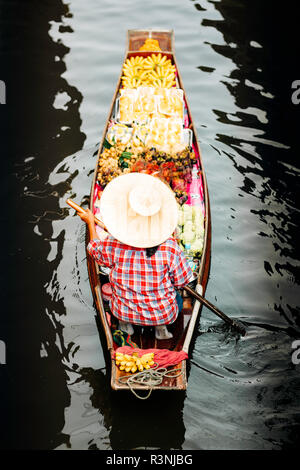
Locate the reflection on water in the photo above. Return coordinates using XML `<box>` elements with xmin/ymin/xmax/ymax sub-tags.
<box><xmin>1</xmin><ymin>0</ymin><xmax>85</xmax><ymax>449</ymax></box>
<box><xmin>1</xmin><ymin>0</ymin><xmax>299</xmax><ymax>450</ymax></box>
<box><xmin>196</xmin><ymin>0</ymin><xmax>300</xmax><ymax>331</ymax></box>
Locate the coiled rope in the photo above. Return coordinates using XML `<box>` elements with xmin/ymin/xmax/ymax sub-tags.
<box><xmin>118</xmin><ymin>366</ymin><xmax>182</xmax><ymax>400</ymax></box>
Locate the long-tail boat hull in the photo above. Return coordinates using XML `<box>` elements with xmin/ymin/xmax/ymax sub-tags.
<box><xmin>86</xmin><ymin>30</ymin><xmax>211</xmax><ymax>392</ymax></box>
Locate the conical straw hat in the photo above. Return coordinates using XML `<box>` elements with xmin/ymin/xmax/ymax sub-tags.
<box><xmin>100</xmin><ymin>172</ymin><xmax>178</xmax><ymax>248</ymax></box>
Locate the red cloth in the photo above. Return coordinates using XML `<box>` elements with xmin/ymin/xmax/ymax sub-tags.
<box><xmin>115</xmin><ymin>346</ymin><xmax>188</xmax><ymax>368</ymax></box>
<box><xmin>87</xmin><ymin>236</ymin><xmax>193</xmax><ymax>326</ymax></box>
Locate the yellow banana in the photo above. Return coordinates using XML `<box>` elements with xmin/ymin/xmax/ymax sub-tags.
<box><xmin>165</xmin><ymin>71</ymin><xmax>175</xmax><ymax>80</ymax></box>
<box><xmin>121</xmin><ymin>53</ymin><xmax>176</xmax><ymax>88</ymax></box>
<box><xmin>152</xmin><ymin>79</ymin><xmax>161</xmax><ymax>87</ymax></box>
<box><xmin>135</xmin><ymin>358</ymin><xmax>143</xmax><ymax>371</ymax></box>
<box><xmin>158</xmin><ymin>55</ymin><xmax>167</xmax><ymax>65</ymax></box>
<box><xmin>149</xmin><ymin>70</ymin><xmax>159</xmax><ymax>79</ymax></box>
<box><xmin>115</xmin><ymin>351</ymin><xmax>155</xmax><ymax>373</ymax></box>
<box><xmin>141</xmin><ymin>353</ymin><xmax>154</xmax><ymax>360</ymax></box>
<box><xmin>162</xmin><ymin>68</ymin><xmax>170</xmax><ymax>76</ymax></box>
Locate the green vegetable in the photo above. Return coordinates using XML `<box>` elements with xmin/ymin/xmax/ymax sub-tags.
<box><xmin>118</xmin><ymin>158</ymin><xmax>128</xmax><ymax>169</ymax></box>
<box><xmin>118</xmin><ymin>151</ymin><xmax>132</xmax><ymax>169</ymax></box>
<box><xmin>103</xmin><ymin>138</ymin><xmax>113</xmax><ymax>149</ymax></box>
<box><xmin>121</xmin><ymin>151</ymin><xmax>132</xmax><ymax>159</ymax></box>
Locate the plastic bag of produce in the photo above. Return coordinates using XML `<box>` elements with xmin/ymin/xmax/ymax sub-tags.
<box><xmin>183</xmin><ymin>204</ymin><xmax>193</xmax><ymax>222</ymax></box>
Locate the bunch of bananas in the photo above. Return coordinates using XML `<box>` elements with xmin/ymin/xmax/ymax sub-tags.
<box><xmin>122</xmin><ymin>56</ymin><xmax>148</xmax><ymax>89</ymax></box>
<box><xmin>144</xmin><ymin>54</ymin><xmax>176</xmax><ymax>88</ymax></box>
<box><xmin>139</xmin><ymin>38</ymin><xmax>161</xmax><ymax>51</ymax></box>
<box><xmin>115</xmin><ymin>351</ymin><xmax>155</xmax><ymax>373</ymax></box>
<box><xmin>121</xmin><ymin>54</ymin><xmax>176</xmax><ymax>89</ymax></box>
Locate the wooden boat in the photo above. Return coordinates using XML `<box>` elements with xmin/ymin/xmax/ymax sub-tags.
<box><xmin>86</xmin><ymin>29</ymin><xmax>211</xmax><ymax>393</ymax></box>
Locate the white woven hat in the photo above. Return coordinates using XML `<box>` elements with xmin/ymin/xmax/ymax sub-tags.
<box><xmin>100</xmin><ymin>172</ymin><xmax>178</xmax><ymax>248</ymax></box>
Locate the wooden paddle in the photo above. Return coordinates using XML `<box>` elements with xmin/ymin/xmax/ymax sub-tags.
<box><xmin>66</xmin><ymin>198</ymin><xmax>107</xmax><ymax>230</ymax></box>
<box><xmin>67</xmin><ymin>198</ymin><xmax>246</xmax><ymax>336</ymax></box>
<box><xmin>183</xmin><ymin>285</ymin><xmax>246</xmax><ymax>336</ymax></box>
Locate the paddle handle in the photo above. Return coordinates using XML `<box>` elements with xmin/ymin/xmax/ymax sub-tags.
<box><xmin>183</xmin><ymin>285</ymin><xmax>246</xmax><ymax>336</ymax></box>
<box><xmin>66</xmin><ymin>199</ymin><xmax>107</xmax><ymax>231</ymax></box>
<box><xmin>182</xmin><ymin>284</ymin><xmax>203</xmax><ymax>353</ymax></box>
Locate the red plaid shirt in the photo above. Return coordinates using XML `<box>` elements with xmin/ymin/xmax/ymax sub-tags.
<box><xmin>87</xmin><ymin>236</ymin><xmax>193</xmax><ymax>326</ymax></box>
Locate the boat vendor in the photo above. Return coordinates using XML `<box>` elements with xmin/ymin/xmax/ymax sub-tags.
<box><xmin>79</xmin><ymin>173</ymin><xmax>194</xmax><ymax>340</ymax></box>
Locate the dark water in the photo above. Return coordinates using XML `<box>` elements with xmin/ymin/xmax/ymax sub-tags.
<box><xmin>1</xmin><ymin>0</ymin><xmax>300</xmax><ymax>450</ymax></box>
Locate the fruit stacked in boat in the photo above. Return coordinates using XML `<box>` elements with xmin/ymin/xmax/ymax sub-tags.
<box><xmin>93</xmin><ymin>39</ymin><xmax>205</xmax><ymax>272</ymax></box>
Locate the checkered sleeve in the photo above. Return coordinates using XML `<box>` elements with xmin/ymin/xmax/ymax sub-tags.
<box><xmin>168</xmin><ymin>239</ymin><xmax>194</xmax><ymax>288</ymax></box>
<box><xmin>87</xmin><ymin>237</ymin><xmax>113</xmax><ymax>267</ymax></box>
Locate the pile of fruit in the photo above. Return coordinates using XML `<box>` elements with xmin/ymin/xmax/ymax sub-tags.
<box><xmin>177</xmin><ymin>204</ymin><xmax>205</xmax><ymax>255</ymax></box>
<box><xmin>97</xmin><ymin>142</ymin><xmax>130</xmax><ymax>187</ymax></box>
<box><xmin>96</xmin><ymin>38</ymin><xmax>205</xmax><ymax>267</ymax></box>
<box><xmin>139</xmin><ymin>38</ymin><xmax>161</xmax><ymax>51</ymax></box>
<box><xmin>119</xmin><ymin>86</ymin><xmax>183</xmax><ymax>124</ymax></box>
<box><xmin>121</xmin><ymin>54</ymin><xmax>176</xmax><ymax>89</ymax></box>
<box><xmin>158</xmin><ymin>88</ymin><xmax>183</xmax><ymax>117</ymax></box>
<box><xmin>97</xmin><ymin>140</ymin><xmax>196</xmax><ymax>204</ymax></box>
<box><xmin>115</xmin><ymin>351</ymin><xmax>155</xmax><ymax>373</ymax></box>
<box><xmin>145</xmin><ymin>116</ymin><xmax>183</xmax><ymax>148</ymax></box>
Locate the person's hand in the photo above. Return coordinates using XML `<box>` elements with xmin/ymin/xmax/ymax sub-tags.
<box><xmin>78</xmin><ymin>208</ymin><xmax>95</xmax><ymax>226</ymax></box>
